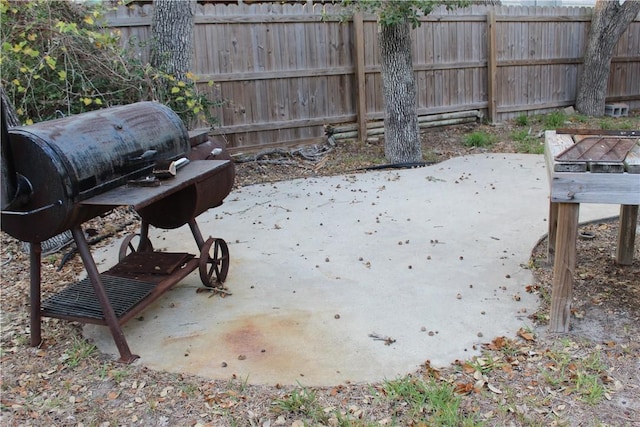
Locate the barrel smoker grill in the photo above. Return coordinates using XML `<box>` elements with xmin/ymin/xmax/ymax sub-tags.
<box><xmin>1</xmin><ymin>102</ymin><xmax>235</xmax><ymax>362</ymax></box>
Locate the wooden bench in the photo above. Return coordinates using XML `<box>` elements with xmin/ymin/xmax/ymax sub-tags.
<box><xmin>544</xmin><ymin>130</ymin><xmax>640</xmax><ymax>332</ymax></box>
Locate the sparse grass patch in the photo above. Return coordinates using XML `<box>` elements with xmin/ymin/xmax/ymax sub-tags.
<box><xmin>538</xmin><ymin>342</ymin><xmax>610</xmax><ymax>406</ymax></box>
<box><xmin>515</xmin><ymin>113</ymin><xmax>529</xmax><ymax>126</ymax></box>
<box><xmin>108</xmin><ymin>366</ymin><xmax>131</xmax><ymax>384</ymax></box>
<box><xmin>423</xmin><ymin>148</ymin><xmax>441</xmax><ymax>163</ymax></box>
<box><xmin>511</xmin><ymin>129</ymin><xmax>544</xmax><ymax>154</ymax></box>
<box><xmin>12</xmin><ymin>332</ymin><xmax>30</xmax><ymax>347</ymax></box>
<box><xmin>468</xmin><ymin>354</ymin><xmax>503</xmax><ymax>374</ymax></box>
<box><xmin>572</xmin><ymin>113</ymin><xmax>590</xmax><ymax>123</ymax></box>
<box><xmin>463</xmin><ymin>131</ymin><xmax>495</xmax><ymax>148</ymax></box>
<box><xmin>582</xmin><ymin>351</ymin><xmax>607</xmax><ymax>373</ymax></box>
<box><xmin>495</xmin><ymin>338</ymin><xmax>522</xmax><ymax>359</ymax></box>
<box><xmin>272</xmin><ymin>385</ymin><xmax>327</xmax><ymax>422</ymax></box>
<box><xmin>517</xmin><ymin>139</ymin><xmax>544</xmax><ymax>154</ymax></box>
<box><xmin>575</xmin><ymin>371</ymin><xmax>606</xmax><ymax>405</ymax></box>
<box><xmin>60</xmin><ymin>336</ymin><xmax>96</xmax><ymax>368</ymax></box>
<box><xmin>540</xmin><ymin>346</ymin><xmax>573</xmax><ymax>388</ymax></box>
<box><xmin>599</xmin><ymin>118</ymin><xmax>616</xmax><ymax>130</ymax></box>
<box><xmin>600</xmin><ymin>117</ymin><xmax>637</xmax><ymax>130</ymax></box>
<box><xmin>382</xmin><ymin>375</ymin><xmax>478</xmax><ymax>425</ymax></box>
<box><xmin>178</xmin><ymin>382</ymin><xmax>199</xmax><ymax>398</ymax></box>
<box><xmin>542</xmin><ymin>111</ymin><xmax>567</xmax><ymax>129</ymax></box>
<box><xmin>511</xmin><ymin>129</ymin><xmax>531</xmax><ymax>141</ymax></box>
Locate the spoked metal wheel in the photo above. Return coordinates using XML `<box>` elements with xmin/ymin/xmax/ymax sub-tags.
<box><xmin>118</xmin><ymin>233</ymin><xmax>154</xmax><ymax>261</ymax></box>
<box><xmin>199</xmin><ymin>237</ymin><xmax>229</xmax><ymax>287</ymax></box>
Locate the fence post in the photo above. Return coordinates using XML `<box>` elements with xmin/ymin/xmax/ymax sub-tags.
<box><xmin>486</xmin><ymin>10</ymin><xmax>497</xmax><ymax>123</ymax></box>
<box><xmin>353</xmin><ymin>12</ymin><xmax>367</xmax><ymax>141</ymax></box>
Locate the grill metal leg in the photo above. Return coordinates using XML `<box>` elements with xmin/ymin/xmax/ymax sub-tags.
<box><xmin>29</xmin><ymin>242</ymin><xmax>42</xmax><ymax>347</ymax></box>
<box><xmin>188</xmin><ymin>218</ymin><xmax>206</xmax><ymax>250</ymax></box>
<box><xmin>138</xmin><ymin>220</ymin><xmax>151</xmax><ymax>252</ymax></box>
<box><xmin>70</xmin><ymin>226</ymin><xmax>139</xmax><ymax>363</ymax></box>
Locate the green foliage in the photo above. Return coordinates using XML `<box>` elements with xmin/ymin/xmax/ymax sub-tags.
<box><xmin>272</xmin><ymin>385</ymin><xmax>327</xmax><ymax>422</ymax></box>
<box><xmin>515</xmin><ymin>113</ymin><xmax>529</xmax><ymax>126</ymax></box>
<box><xmin>1</xmin><ymin>0</ymin><xmax>218</xmax><ymax>128</ymax></box>
<box><xmin>576</xmin><ymin>372</ymin><xmax>606</xmax><ymax>405</ymax></box>
<box><xmin>539</xmin><ymin>342</ymin><xmax>609</xmax><ymax>405</ymax></box>
<box><xmin>511</xmin><ymin>129</ymin><xmax>544</xmax><ymax>154</ymax></box>
<box><xmin>382</xmin><ymin>376</ymin><xmax>478</xmax><ymax>425</ymax></box>
<box><xmin>467</xmin><ymin>354</ymin><xmax>503</xmax><ymax>374</ymax></box>
<box><xmin>61</xmin><ymin>336</ymin><xmax>96</xmax><ymax>368</ymax></box>
<box><xmin>341</xmin><ymin>0</ymin><xmax>470</xmax><ymax>28</ymax></box>
<box><xmin>572</xmin><ymin>113</ymin><xmax>589</xmax><ymax>123</ymax></box>
<box><xmin>463</xmin><ymin>131</ymin><xmax>495</xmax><ymax>148</ymax></box>
<box><xmin>600</xmin><ymin>116</ymin><xmax>637</xmax><ymax>130</ymax></box>
<box><xmin>542</xmin><ymin>111</ymin><xmax>567</xmax><ymax>129</ymax></box>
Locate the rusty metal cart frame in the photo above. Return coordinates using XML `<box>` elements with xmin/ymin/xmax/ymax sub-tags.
<box><xmin>28</xmin><ymin>160</ymin><xmax>231</xmax><ymax>363</ymax></box>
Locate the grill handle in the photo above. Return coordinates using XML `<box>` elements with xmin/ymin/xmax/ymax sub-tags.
<box><xmin>1</xmin><ymin>173</ymin><xmax>34</xmax><ymax>211</ymax></box>
<box><xmin>127</xmin><ymin>150</ymin><xmax>158</xmax><ymax>163</ymax></box>
<box><xmin>1</xmin><ymin>198</ymin><xmax>62</xmax><ymax>216</ymax></box>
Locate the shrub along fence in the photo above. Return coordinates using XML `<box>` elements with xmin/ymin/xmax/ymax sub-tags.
<box><xmin>105</xmin><ymin>2</ymin><xmax>640</xmax><ymax>152</ymax></box>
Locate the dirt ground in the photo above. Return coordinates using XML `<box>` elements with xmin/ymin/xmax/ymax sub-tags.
<box><xmin>1</xmin><ymin>112</ymin><xmax>639</xmax><ymax>426</ymax></box>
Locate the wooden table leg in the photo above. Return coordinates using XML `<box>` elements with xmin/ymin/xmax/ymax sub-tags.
<box><xmin>549</xmin><ymin>202</ymin><xmax>580</xmax><ymax>333</ymax></box>
<box><xmin>547</xmin><ymin>201</ymin><xmax>559</xmax><ymax>265</ymax></box>
<box><xmin>616</xmin><ymin>205</ymin><xmax>638</xmax><ymax>266</ymax></box>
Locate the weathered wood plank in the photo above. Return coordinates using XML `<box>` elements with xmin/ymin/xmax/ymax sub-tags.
<box><xmin>549</xmin><ymin>173</ymin><xmax>640</xmax><ymax>205</ymax></box>
<box><xmin>486</xmin><ymin>11</ymin><xmax>497</xmax><ymax>123</ymax></box>
<box><xmin>549</xmin><ymin>203</ymin><xmax>579</xmax><ymax>333</ymax></box>
<box><xmin>544</xmin><ymin>131</ymin><xmax>587</xmax><ymax>173</ymax></box>
<box><xmin>547</xmin><ymin>201</ymin><xmax>559</xmax><ymax>264</ymax></box>
<box><xmin>353</xmin><ymin>13</ymin><xmax>367</xmax><ymax>141</ymax></box>
<box><xmin>616</xmin><ymin>205</ymin><xmax>639</xmax><ymax>265</ymax></box>
<box><xmin>624</xmin><ymin>141</ymin><xmax>640</xmax><ymax>173</ymax></box>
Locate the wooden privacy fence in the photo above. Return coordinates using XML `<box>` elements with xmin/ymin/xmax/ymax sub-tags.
<box><xmin>106</xmin><ymin>2</ymin><xmax>640</xmax><ymax>152</ymax></box>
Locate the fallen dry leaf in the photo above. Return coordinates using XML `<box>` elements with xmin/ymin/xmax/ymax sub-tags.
<box><xmin>454</xmin><ymin>382</ymin><xmax>475</xmax><ymax>395</ymax></box>
<box><xmin>517</xmin><ymin>328</ymin><xmax>535</xmax><ymax>341</ymax></box>
<box><xmin>484</xmin><ymin>336</ymin><xmax>507</xmax><ymax>350</ymax></box>
<box><xmin>487</xmin><ymin>383</ymin><xmax>502</xmax><ymax>394</ymax></box>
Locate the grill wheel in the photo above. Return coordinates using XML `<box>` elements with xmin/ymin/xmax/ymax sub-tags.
<box><xmin>199</xmin><ymin>237</ymin><xmax>229</xmax><ymax>286</ymax></box>
<box><xmin>118</xmin><ymin>233</ymin><xmax>154</xmax><ymax>261</ymax></box>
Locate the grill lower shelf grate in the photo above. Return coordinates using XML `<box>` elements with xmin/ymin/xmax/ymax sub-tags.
<box><xmin>42</xmin><ymin>275</ymin><xmax>156</xmax><ymax>321</ymax></box>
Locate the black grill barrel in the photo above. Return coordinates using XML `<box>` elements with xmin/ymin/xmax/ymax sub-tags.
<box><xmin>1</xmin><ymin>102</ymin><xmax>191</xmax><ymax>243</ymax></box>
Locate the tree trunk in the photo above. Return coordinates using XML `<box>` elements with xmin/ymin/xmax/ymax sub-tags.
<box><xmin>575</xmin><ymin>0</ymin><xmax>640</xmax><ymax>116</ymax></box>
<box><xmin>378</xmin><ymin>19</ymin><xmax>421</xmax><ymax>163</ymax></box>
<box><xmin>150</xmin><ymin>0</ymin><xmax>195</xmax><ymax>81</ymax></box>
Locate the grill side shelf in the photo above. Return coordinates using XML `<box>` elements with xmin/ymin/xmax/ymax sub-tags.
<box><xmin>79</xmin><ymin>160</ymin><xmax>229</xmax><ymax>210</ymax></box>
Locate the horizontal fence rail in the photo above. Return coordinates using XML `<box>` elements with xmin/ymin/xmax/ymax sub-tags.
<box><xmin>105</xmin><ymin>2</ymin><xmax>640</xmax><ymax>152</ymax></box>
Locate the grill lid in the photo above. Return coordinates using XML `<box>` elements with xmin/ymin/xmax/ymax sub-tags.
<box><xmin>1</xmin><ymin>102</ymin><xmax>190</xmax><ymax>242</ymax></box>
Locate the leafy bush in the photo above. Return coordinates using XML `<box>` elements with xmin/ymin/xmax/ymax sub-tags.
<box><xmin>0</xmin><ymin>0</ymin><xmax>218</xmax><ymax>128</ymax></box>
